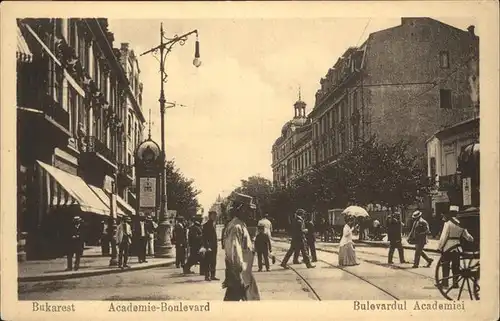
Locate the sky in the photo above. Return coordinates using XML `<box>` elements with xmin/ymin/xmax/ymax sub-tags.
<box><xmin>108</xmin><ymin>17</ymin><xmax>477</xmax><ymax>212</ymax></box>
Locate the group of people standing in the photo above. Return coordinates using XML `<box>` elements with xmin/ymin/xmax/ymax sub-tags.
<box><xmin>65</xmin><ymin>213</ymin><xmax>157</xmax><ymax>271</ymax></box>
<box><xmin>171</xmin><ymin>212</ymin><xmax>220</xmax><ymax>282</ymax></box>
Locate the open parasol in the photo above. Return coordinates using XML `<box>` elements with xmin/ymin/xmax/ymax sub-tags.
<box><xmin>342</xmin><ymin>205</ymin><xmax>370</xmax><ymax>218</ymax></box>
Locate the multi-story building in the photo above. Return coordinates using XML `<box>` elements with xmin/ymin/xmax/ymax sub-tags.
<box><xmin>118</xmin><ymin>42</ymin><xmax>145</xmax><ymax>208</ymax></box>
<box><xmin>272</xmin><ymin>18</ymin><xmax>479</xmax><ymax>188</ymax></box>
<box><xmin>271</xmin><ymin>93</ymin><xmax>312</xmax><ymax>187</ymax></box>
<box><xmin>16</xmin><ymin>18</ymin><xmax>145</xmax><ymax>259</ymax></box>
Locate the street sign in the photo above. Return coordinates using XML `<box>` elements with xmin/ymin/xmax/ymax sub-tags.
<box><xmin>139</xmin><ymin>177</ymin><xmax>156</xmax><ymax>207</ymax></box>
<box><xmin>463</xmin><ymin>177</ymin><xmax>472</xmax><ymax>206</ymax></box>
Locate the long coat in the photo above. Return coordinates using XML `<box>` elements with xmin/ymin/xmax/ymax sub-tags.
<box><xmin>224</xmin><ymin>217</ymin><xmax>260</xmax><ymax>300</ymax></box>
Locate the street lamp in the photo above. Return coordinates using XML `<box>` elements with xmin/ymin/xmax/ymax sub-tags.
<box><xmin>140</xmin><ymin>23</ymin><xmax>201</xmax><ymax>258</ymax></box>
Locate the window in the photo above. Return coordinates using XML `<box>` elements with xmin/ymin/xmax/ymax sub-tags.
<box><xmin>128</xmin><ymin>115</ymin><xmax>132</xmax><ymax>136</ymax></box>
<box><xmin>439</xmin><ymin>51</ymin><xmax>449</xmax><ymax>69</ymax></box>
<box><xmin>440</xmin><ymin>89</ymin><xmax>452</xmax><ymax>109</ymax></box>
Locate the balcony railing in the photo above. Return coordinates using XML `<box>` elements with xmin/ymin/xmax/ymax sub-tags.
<box><xmin>85</xmin><ymin>136</ymin><xmax>116</xmax><ymax>163</ymax></box>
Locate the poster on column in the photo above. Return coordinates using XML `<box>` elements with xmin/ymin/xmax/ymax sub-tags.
<box><xmin>139</xmin><ymin>177</ymin><xmax>156</xmax><ymax>208</ymax></box>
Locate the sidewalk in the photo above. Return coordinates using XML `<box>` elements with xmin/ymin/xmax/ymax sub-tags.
<box><xmin>18</xmin><ymin>246</ymin><xmax>175</xmax><ymax>282</ymax></box>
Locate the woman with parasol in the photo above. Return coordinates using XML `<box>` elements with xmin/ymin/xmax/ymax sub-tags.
<box><xmin>338</xmin><ymin>206</ymin><xmax>368</xmax><ymax>266</ymax></box>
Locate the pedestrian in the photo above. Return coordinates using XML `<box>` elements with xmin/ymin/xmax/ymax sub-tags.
<box><xmin>66</xmin><ymin>216</ymin><xmax>84</xmax><ymax>271</ymax></box>
<box><xmin>408</xmin><ymin>210</ymin><xmax>434</xmax><ymax>268</ymax></box>
<box><xmin>254</xmin><ymin>225</ymin><xmax>272</xmax><ymax>272</ymax></box>
<box><xmin>257</xmin><ymin>213</ymin><xmax>276</xmax><ymax>264</ymax></box>
<box><xmin>387</xmin><ymin>212</ymin><xmax>407</xmax><ymax>264</ymax></box>
<box><xmin>202</xmin><ymin>211</ymin><xmax>219</xmax><ymax>281</ymax></box>
<box><xmin>281</xmin><ymin>209</ymin><xmax>315</xmax><ymax>269</ymax></box>
<box><xmin>172</xmin><ymin>216</ymin><xmax>187</xmax><ymax>268</ymax></box>
<box><xmin>145</xmin><ymin>215</ymin><xmax>157</xmax><ymax>257</ymax></box>
<box><xmin>183</xmin><ymin>216</ymin><xmax>203</xmax><ymax>274</ymax></box>
<box><xmin>135</xmin><ymin>213</ymin><xmax>148</xmax><ymax>263</ymax></box>
<box><xmin>437</xmin><ymin>205</ymin><xmax>474</xmax><ymax>288</ymax></box>
<box><xmin>338</xmin><ymin>215</ymin><xmax>359</xmax><ymax>266</ymax></box>
<box><xmin>117</xmin><ymin>216</ymin><xmax>132</xmax><ymax>269</ymax></box>
<box><xmin>100</xmin><ymin>220</ymin><xmax>110</xmax><ymax>256</ymax></box>
<box><xmin>291</xmin><ymin>212</ymin><xmax>305</xmax><ymax>264</ymax></box>
<box><xmin>222</xmin><ymin>192</ymin><xmax>260</xmax><ymax>301</ymax></box>
<box><xmin>305</xmin><ymin>213</ymin><xmax>317</xmax><ymax>262</ymax></box>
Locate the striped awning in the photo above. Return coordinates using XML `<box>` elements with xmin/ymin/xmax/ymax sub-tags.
<box><xmin>36</xmin><ymin>161</ymin><xmax>111</xmax><ymax>216</ymax></box>
<box><xmin>17</xmin><ymin>25</ymin><xmax>33</xmax><ymax>63</ymax></box>
<box><xmin>88</xmin><ymin>185</ymin><xmax>127</xmax><ymax>217</ymax></box>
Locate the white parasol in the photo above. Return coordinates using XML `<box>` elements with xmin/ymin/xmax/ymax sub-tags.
<box><xmin>342</xmin><ymin>205</ymin><xmax>370</xmax><ymax>218</ymax></box>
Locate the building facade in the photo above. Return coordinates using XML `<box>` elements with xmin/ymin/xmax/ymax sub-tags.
<box><xmin>426</xmin><ymin>117</ymin><xmax>479</xmax><ymax>220</ymax></box>
<box><xmin>118</xmin><ymin>42</ymin><xmax>146</xmax><ymax>208</ymax></box>
<box><xmin>16</xmin><ymin>18</ymin><xmax>145</xmax><ymax>259</ymax></box>
<box><xmin>272</xmin><ymin>18</ymin><xmax>479</xmax><ymax>188</ymax></box>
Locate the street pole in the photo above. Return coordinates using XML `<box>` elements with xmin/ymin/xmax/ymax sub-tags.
<box><xmin>140</xmin><ymin>23</ymin><xmax>200</xmax><ymax>258</ymax></box>
<box><xmin>109</xmin><ymin>174</ymin><xmax>118</xmax><ymax>266</ymax></box>
<box><xmin>155</xmin><ymin>23</ymin><xmax>173</xmax><ymax>258</ymax></box>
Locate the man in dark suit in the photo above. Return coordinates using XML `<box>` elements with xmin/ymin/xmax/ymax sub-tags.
<box><xmin>66</xmin><ymin>216</ymin><xmax>84</xmax><ymax>271</ymax></box>
<box><xmin>203</xmin><ymin>211</ymin><xmax>219</xmax><ymax>281</ymax></box>
<box><xmin>387</xmin><ymin>212</ymin><xmax>407</xmax><ymax>264</ymax></box>
<box><xmin>281</xmin><ymin>209</ymin><xmax>315</xmax><ymax>269</ymax></box>
<box><xmin>183</xmin><ymin>216</ymin><xmax>203</xmax><ymax>274</ymax></box>
<box><xmin>172</xmin><ymin>216</ymin><xmax>187</xmax><ymax>268</ymax></box>
<box><xmin>305</xmin><ymin>213</ymin><xmax>317</xmax><ymax>262</ymax></box>
<box><xmin>135</xmin><ymin>213</ymin><xmax>148</xmax><ymax>263</ymax></box>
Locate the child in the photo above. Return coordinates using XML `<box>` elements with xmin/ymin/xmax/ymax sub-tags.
<box><xmin>254</xmin><ymin>225</ymin><xmax>272</xmax><ymax>272</ymax></box>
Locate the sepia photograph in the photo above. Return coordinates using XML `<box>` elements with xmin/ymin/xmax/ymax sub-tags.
<box><xmin>1</xmin><ymin>1</ymin><xmax>499</xmax><ymax>320</ymax></box>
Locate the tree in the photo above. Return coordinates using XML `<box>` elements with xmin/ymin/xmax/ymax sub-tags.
<box><xmin>165</xmin><ymin>160</ymin><xmax>201</xmax><ymax>218</ymax></box>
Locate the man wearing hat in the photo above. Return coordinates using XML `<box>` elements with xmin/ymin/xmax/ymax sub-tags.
<box><xmin>66</xmin><ymin>216</ymin><xmax>84</xmax><ymax>271</ymax></box>
<box><xmin>183</xmin><ymin>216</ymin><xmax>203</xmax><ymax>274</ymax></box>
<box><xmin>281</xmin><ymin>209</ymin><xmax>315</xmax><ymax>269</ymax></box>
<box><xmin>437</xmin><ymin>205</ymin><xmax>474</xmax><ymax>288</ymax></box>
<box><xmin>117</xmin><ymin>216</ymin><xmax>132</xmax><ymax>269</ymax></box>
<box><xmin>172</xmin><ymin>216</ymin><xmax>187</xmax><ymax>268</ymax></box>
<box><xmin>408</xmin><ymin>210</ymin><xmax>433</xmax><ymax>268</ymax></box>
<box><xmin>203</xmin><ymin>210</ymin><xmax>219</xmax><ymax>281</ymax></box>
<box><xmin>223</xmin><ymin>192</ymin><xmax>260</xmax><ymax>301</ymax></box>
<box><xmin>257</xmin><ymin>213</ymin><xmax>276</xmax><ymax>264</ymax></box>
<box><xmin>387</xmin><ymin>212</ymin><xmax>407</xmax><ymax>264</ymax></box>
<box><xmin>135</xmin><ymin>213</ymin><xmax>149</xmax><ymax>263</ymax></box>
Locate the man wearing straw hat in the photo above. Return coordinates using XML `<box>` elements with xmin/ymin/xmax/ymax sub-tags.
<box><xmin>408</xmin><ymin>210</ymin><xmax>433</xmax><ymax>268</ymax></box>
<box><xmin>437</xmin><ymin>205</ymin><xmax>474</xmax><ymax>288</ymax></box>
<box><xmin>222</xmin><ymin>192</ymin><xmax>260</xmax><ymax>301</ymax></box>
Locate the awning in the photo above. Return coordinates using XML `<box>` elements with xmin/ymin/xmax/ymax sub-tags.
<box><xmin>88</xmin><ymin>185</ymin><xmax>126</xmax><ymax>217</ymax></box>
<box><xmin>37</xmin><ymin>161</ymin><xmax>110</xmax><ymax>216</ymax></box>
<box><xmin>116</xmin><ymin>195</ymin><xmax>136</xmax><ymax>216</ymax></box>
<box><xmin>17</xmin><ymin>25</ymin><xmax>33</xmax><ymax>63</ymax></box>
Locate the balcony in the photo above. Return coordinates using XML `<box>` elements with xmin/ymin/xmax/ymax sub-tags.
<box><xmin>117</xmin><ymin>163</ymin><xmax>134</xmax><ymax>183</ymax></box>
<box><xmin>84</xmin><ymin>136</ymin><xmax>116</xmax><ymax>164</ymax></box>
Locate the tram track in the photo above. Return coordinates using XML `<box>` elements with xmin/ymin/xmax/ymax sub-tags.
<box><xmin>274</xmin><ymin>248</ymin><xmax>400</xmax><ymax>300</ymax></box>
<box><xmin>274</xmin><ymin>239</ymin><xmax>435</xmax><ymax>281</ymax></box>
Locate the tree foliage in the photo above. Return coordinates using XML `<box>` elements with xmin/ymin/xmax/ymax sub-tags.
<box><xmin>165</xmin><ymin>160</ymin><xmax>201</xmax><ymax>218</ymax></box>
<box><xmin>218</xmin><ymin>137</ymin><xmax>430</xmax><ymax>229</ymax></box>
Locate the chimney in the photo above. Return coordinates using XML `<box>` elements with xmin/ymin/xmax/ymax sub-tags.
<box><xmin>467</xmin><ymin>25</ymin><xmax>475</xmax><ymax>36</ymax></box>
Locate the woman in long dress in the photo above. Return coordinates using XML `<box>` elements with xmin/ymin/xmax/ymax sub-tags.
<box><xmin>338</xmin><ymin>216</ymin><xmax>359</xmax><ymax>266</ymax></box>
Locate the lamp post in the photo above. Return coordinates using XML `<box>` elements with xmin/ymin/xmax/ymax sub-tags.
<box><xmin>109</xmin><ymin>172</ymin><xmax>118</xmax><ymax>266</ymax></box>
<box><xmin>140</xmin><ymin>23</ymin><xmax>200</xmax><ymax>257</ymax></box>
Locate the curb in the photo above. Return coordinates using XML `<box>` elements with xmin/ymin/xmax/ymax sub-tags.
<box><xmin>18</xmin><ymin>259</ymin><xmax>176</xmax><ymax>282</ymax></box>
